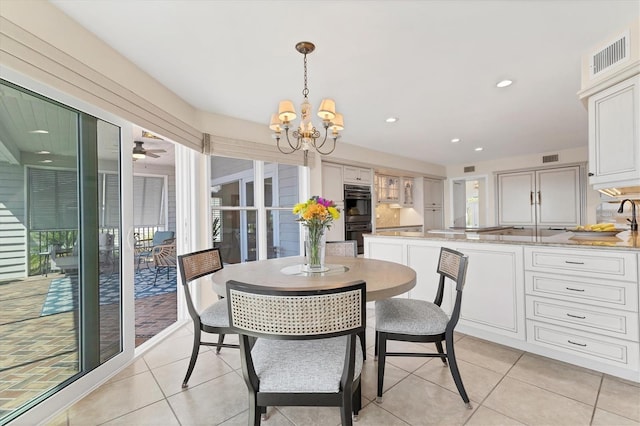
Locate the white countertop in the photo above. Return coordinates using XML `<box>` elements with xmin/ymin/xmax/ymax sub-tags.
<box><xmin>366</xmin><ymin>230</ymin><xmax>640</xmax><ymax>250</ymax></box>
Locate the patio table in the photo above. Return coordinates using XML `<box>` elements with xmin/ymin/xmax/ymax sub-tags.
<box><xmin>210</xmin><ymin>255</ymin><xmax>416</xmax><ymax>301</ymax></box>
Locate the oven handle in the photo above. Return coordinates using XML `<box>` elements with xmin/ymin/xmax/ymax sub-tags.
<box><xmin>346</xmin><ymin>224</ymin><xmax>372</xmax><ymax>231</ymax></box>
<box><xmin>345</xmin><ymin>192</ymin><xmax>371</xmax><ymax>200</ymax></box>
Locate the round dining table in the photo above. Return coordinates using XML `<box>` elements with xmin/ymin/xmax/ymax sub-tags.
<box><xmin>210</xmin><ymin>255</ymin><xmax>416</xmax><ymax>301</ymax></box>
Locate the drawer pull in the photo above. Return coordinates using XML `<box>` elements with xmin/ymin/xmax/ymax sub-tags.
<box><xmin>565</xmin><ymin>287</ymin><xmax>585</xmax><ymax>292</ymax></box>
<box><xmin>566</xmin><ymin>313</ymin><xmax>586</xmax><ymax>319</ymax></box>
<box><xmin>567</xmin><ymin>340</ymin><xmax>587</xmax><ymax>347</ymax></box>
<box><xmin>564</xmin><ymin>261</ymin><xmax>584</xmax><ymax>265</ymax></box>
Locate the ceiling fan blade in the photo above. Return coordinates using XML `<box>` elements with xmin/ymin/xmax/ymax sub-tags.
<box><xmin>146</xmin><ymin>152</ymin><xmax>160</xmax><ymax>158</ymax></box>
<box><xmin>146</xmin><ymin>149</ymin><xmax>166</xmax><ymax>153</ymax></box>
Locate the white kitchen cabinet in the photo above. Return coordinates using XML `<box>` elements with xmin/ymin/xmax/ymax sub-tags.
<box><xmin>588</xmin><ymin>75</ymin><xmax>640</xmax><ymax>188</ymax></box>
<box><xmin>424</xmin><ymin>178</ymin><xmax>443</xmax><ymax>208</ymax></box>
<box><xmin>401</xmin><ymin>177</ymin><xmax>414</xmax><ymax>207</ymax></box>
<box><xmin>343</xmin><ymin>166</ymin><xmax>372</xmax><ymax>185</ymax></box>
<box><xmin>321</xmin><ymin>162</ymin><xmax>345</xmax><ymax>241</ymax></box>
<box><xmin>423</xmin><ymin>207</ymin><xmax>443</xmax><ymax>230</ymax></box>
<box><xmin>524</xmin><ymin>246</ymin><xmax>640</xmax><ymax>374</ymax></box>
<box><xmin>497</xmin><ymin>166</ymin><xmax>582</xmax><ymax>227</ymax></box>
<box><xmin>321</xmin><ymin>162</ymin><xmax>344</xmax><ymax>204</ymax></box>
<box><xmin>376</xmin><ymin>174</ymin><xmax>401</xmax><ymax>203</ymax></box>
<box><xmin>452</xmin><ymin>242</ymin><xmax>526</xmax><ymax>340</ymax></box>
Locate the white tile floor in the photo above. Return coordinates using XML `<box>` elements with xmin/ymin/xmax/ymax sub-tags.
<box><xmin>48</xmin><ymin>311</ymin><xmax>640</xmax><ymax>426</ymax></box>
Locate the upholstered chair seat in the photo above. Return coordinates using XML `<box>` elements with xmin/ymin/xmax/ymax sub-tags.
<box><xmin>251</xmin><ymin>336</ymin><xmax>363</xmax><ymax>393</ymax></box>
<box><xmin>376</xmin><ymin>298</ymin><xmax>449</xmax><ymax>336</ymax></box>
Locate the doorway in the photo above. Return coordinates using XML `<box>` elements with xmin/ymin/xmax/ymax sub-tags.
<box><xmin>451</xmin><ymin>176</ymin><xmax>487</xmax><ymax>228</ymax></box>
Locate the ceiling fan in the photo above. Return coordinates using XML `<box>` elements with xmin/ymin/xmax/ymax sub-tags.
<box><xmin>132</xmin><ymin>140</ymin><xmax>166</xmax><ymax>160</ymax></box>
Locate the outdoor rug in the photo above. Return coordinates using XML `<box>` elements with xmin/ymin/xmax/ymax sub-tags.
<box><xmin>40</xmin><ymin>267</ymin><xmax>177</xmax><ymax>316</ymax></box>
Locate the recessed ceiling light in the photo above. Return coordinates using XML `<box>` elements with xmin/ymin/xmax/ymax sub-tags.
<box><xmin>474</xmin><ymin>147</ymin><xmax>484</xmax><ymax>151</ymax></box>
<box><xmin>40</xmin><ymin>159</ymin><xmax>53</xmax><ymax>163</ymax></box>
<box><xmin>496</xmin><ymin>79</ymin><xmax>513</xmax><ymax>88</ymax></box>
<box><xmin>29</xmin><ymin>129</ymin><xmax>49</xmax><ymax>134</ymax></box>
<box><xmin>385</xmin><ymin>117</ymin><xmax>398</xmax><ymax>123</ymax></box>
<box><xmin>36</xmin><ymin>150</ymin><xmax>50</xmax><ymax>154</ymax></box>
<box><xmin>451</xmin><ymin>138</ymin><xmax>461</xmax><ymax>143</ymax></box>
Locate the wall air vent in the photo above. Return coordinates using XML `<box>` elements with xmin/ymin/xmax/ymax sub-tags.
<box><xmin>590</xmin><ymin>31</ymin><xmax>629</xmax><ymax>78</ymax></box>
<box><xmin>542</xmin><ymin>154</ymin><xmax>559</xmax><ymax>163</ymax></box>
<box><xmin>463</xmin><ymin>166</ymin><xmax>475</xmax><ymax>173</ymax></box>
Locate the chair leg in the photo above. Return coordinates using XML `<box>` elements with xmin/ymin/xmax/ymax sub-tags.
<box><xmin>153</xmin><ymin>267</ymin><xmax>160</xmax><ymax>286</ymax></box>
<box><xmin>182</xmin><ymin>329</ymin><xmax>201</xmax><ymax>388</ymax></box>
<box><xmin>358</xmin><ymin>330</ymin><xmax>366</xmax><ymax>361</ymax></box>
<box><xmin>249</xmin><ymin>391</ymin><xmax>260</xmax><ymax>426</ymax></box>
<box><xmin>445</xmin><ymin>332</ymin><xmax>472</xmax><ymax>409</ymax></box>
<box><xmin>374</xmin><ymin>331</ymin><xmax>378</xmax><ymax>360</ymax></box>
<box><xmin>435</xmin><ymin>341</ymin><xmax>448</xmax><ymax>365</ymax></box>
<box><xmin>216</xmin><ymin>333</ymin><xmax>226</xmax><ymax>354</ymax></box>
<box><xmin>376</xmin><ymin>332</ymin><xmax>387</xmax><ymax>402</ymax></box>
<box><xmin>353</xmin><ymin>379</ymin><xmax>362</xmax><ymax>419</ymax></box>
<box><xmin>341</xmin><ymin>386</ymin><xmax>353</xmax><ymax>426</ymax></box>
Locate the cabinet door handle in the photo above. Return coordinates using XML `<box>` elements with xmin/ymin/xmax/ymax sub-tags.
<box><xmin>588</xmin><ymin>172</ymin><xmax>594</xmax><ymax>177</ymax></box>
<box><xmin>537</xmin><ymin>191</ymin><xmax>541</xmax><ymax>204</ymax></box>
<box><xmin>564</xmin><ymin>261</ymin><xmax>584</xmax><ymax>265</ymax></box>
<box><xmin>530</xmin><ymin>191</ymin><xmax>534</xmax><ymax>205</ymax></box>
<box><xmin>566</xmin><ymin>313</ymin><xmax>586</xmax><ymax>319</ymax></box>
<box><xmin>565</xmin><ymin>287</ymin><xmax>585</xmax><ymax>292</ymax></box>
<box><xmin>567</xmin><ymin>340</ymin><xmax>587</xmax><ymax>347</ymax></box>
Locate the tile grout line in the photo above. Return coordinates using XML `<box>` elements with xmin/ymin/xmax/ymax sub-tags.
<box><xmin>589</xmin><ymin>374</ymin><xmax>605</xmax><ymax>425</ymax></box>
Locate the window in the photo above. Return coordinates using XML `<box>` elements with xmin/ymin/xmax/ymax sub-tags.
<box><xmin>210</xmin><ymin>156</ymin><xmax>303</xmax><ymax>263</ymax></box>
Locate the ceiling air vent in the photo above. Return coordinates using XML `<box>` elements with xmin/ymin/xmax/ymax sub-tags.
<box><xmin>542</xmin><ymin>154</ymin><xmax>558</xmax><ymax>163</ymax></box>
<box><xmin>590</xmin><ymin>31</ymin><xmax>629</xmax><ymax>78</ymax></box>
<box><xmin>463</xmin><ymin>166</ymin><xmax>475</xmax><ymax>173</ymax></box>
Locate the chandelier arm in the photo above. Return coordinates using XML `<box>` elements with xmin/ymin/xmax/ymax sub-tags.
<box><xmin>275</xmin><ymin>130</ymin><xmax>300</xmax><ymax>155</ymax></box>
<box><xmin>315</xmin><ymin>136</ymin><xmax>337</xmax><ymax>155</ymax></box>
<box><xmin>284</xmin><ymin>128</ymin><xmax>302</xmax><ymax>151</ymax></box>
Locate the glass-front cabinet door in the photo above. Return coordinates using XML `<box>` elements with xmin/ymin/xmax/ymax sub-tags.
<box><xmin>0</xmin><ymin>80</ymin><xmax>123</xmax><ymax>424</ymax></box>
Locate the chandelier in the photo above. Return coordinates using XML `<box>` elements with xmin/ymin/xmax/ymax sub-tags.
<box><xmin>269</xmin><ymin>41</ymin><xmax>344</xmax><ymax>166</ymax></box>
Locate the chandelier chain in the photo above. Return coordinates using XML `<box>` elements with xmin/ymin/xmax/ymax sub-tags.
<box><xmin>302</xmin><ymin>53</ymin><xmax>309</xmax><ymax>98</ymax></box>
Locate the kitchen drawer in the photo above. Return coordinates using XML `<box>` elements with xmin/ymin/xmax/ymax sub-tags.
<box><xmin>526</xmin><ymin>296</ymin><xmax>639</xmax><ymax>340</ymax></box>
<box><xmin>527</xmin><ymin>321</ymin><xmax>640</xmax><ymax>370</ymax></box>
<box><xmin>524</xmin><ymin>247</ymin><xmax>637</xmax><ymax>282</ymax></box>
<box><xmin>525</xmin><ymin>271</ymin><xmax>638</xmax><ymax>311</ymax></box>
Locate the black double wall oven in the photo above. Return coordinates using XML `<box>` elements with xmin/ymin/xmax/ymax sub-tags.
<box><xmin>344</xmin><ymin>184</ymin><xmax>372</xmax><ymax>254</ymax></box>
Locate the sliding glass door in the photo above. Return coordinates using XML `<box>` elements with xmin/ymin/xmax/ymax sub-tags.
<box><xmin>0</xmin><ymin>80</ymin><xmax>123</xmax><ymax>424</ymax></box>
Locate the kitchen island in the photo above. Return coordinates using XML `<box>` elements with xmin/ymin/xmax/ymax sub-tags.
<box><xmin>364</xmin><ymin>230</ymin><xmax>640</xmax><ymax>382</ymax></box>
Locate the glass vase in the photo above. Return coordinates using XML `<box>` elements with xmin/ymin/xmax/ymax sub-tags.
<box><xmin>304</xmin><ymin>225</ymin><xmax>327</xmax><ymax>272</ymax></box>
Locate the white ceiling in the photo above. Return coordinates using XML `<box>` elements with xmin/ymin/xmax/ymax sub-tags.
<box><xmin>50</xmin><ymin>0</ymin><xmax>639</xmax><ymax>166</ymax></box>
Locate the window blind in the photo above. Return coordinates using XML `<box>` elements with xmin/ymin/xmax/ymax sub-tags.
<box><xmin>204</xmin><ymin>133</ymin><xmax>314</xmax><ymax>167</ymax></box>
<box><xmin>28</xmin><ymin>168</ymin><xmax>78</xmax><ymax>230</ymax></box>
<box><xmin>132</xmin><ymin>176</ymin><xmax>165</xmax><ymax>226</ymax></box>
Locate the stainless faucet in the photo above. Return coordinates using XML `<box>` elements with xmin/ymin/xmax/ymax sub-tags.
<box><xmin>618</xmin><ymin>199</ymin><xmax>638</xmax><ymax>231</ymax></box>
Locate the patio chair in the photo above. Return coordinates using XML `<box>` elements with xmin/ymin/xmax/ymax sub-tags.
<box><xmin>48</xmin><ymin>243</ymin><xmax>79</xmax><ymax>274</ymax></box>
<box><xmin>227</xmin><ymin>280</ymin><xmax>366</xmax><ymax>425</ymax></box>
<box><xmin>375</xmin><ymin>247</ymin><xmax>472</xmax><ymax>408</ymax></box>
<box><xmin>152</xmin><ymin>239</ymin><xmax>176</xmax><ymax>285</ymax></box>
<box><xmin>177</xmin><ymin>247</ymin><xmax>238</xmax><ymax>388</ymax></box>
<box><xmin>136</xmin><ymin>230</ymin><xmax>174</xmax><ymax>271</ymax></box>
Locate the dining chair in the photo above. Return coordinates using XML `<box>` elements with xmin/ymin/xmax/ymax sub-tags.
<box><xmin>324</xmin><ymin>240</ymin><xmax>367</xmax><ymax>359</ymax></box>
<box><xmin>375</xmin><ymin>247</ymin><xmax>472</xmax><ymax>409</ymax></box>
<box><xmin>325</xmin><ymin>240</ymin><xmax>358</xmax><ymax>257</ymax></box>
<box><xmin>177</xmin><ymin>247</ymin><xmax>238</xmax><ymax>388</ymax></box>
<box><xmin>227</xmin><ymin>280</ymin><xmax>366</xmax><ymax>425</ymax></box>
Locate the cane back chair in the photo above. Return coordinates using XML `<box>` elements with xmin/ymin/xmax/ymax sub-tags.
<box><xmin>227</xmin><ymin>280</ymin><xmax>366</xmax><ymax>426</ymax></box>
<box><xmin>375</xmin><ymin>247</ymin><xmax>472</xmax><ymax>409</ymax></box>
<box><xmin>177</xmin><ymin>247</ymin><xmax>238</xmax><ymax>388</ymax></box>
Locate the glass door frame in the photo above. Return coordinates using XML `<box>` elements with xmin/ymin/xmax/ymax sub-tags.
<box><xmin>2</xmin><ymin>66</ymin><xmax>136</xmax><ymax>425</ymax></box>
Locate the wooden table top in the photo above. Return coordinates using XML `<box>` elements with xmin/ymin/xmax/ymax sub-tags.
<box><xmin>210</xmin><ymin>256</ymin><xmax>416</xmax><ymax>301</ymax></box>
